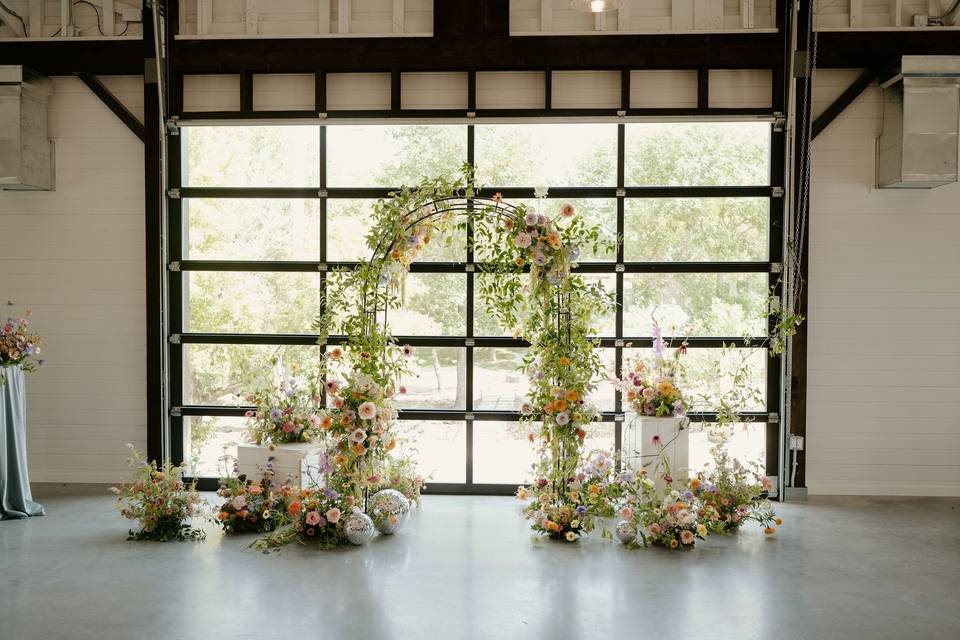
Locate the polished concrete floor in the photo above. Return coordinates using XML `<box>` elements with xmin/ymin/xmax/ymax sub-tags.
<box><xmin>1</xmin><ymin>488</ymin><xmax>958</xmax><ymax>640</ymax></box>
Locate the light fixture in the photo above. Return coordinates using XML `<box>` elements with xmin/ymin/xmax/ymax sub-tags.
<box><xmin>570</xmin><ymin>0</ymin><xmax>624</xmax><ymax>13</ymax></box>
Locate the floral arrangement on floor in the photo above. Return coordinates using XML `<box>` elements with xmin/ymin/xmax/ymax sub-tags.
<box><xmin>110</xmin><ymin>445</ymin><xmax>206</xmax><ymax>542</ymax></box>
<box><xmin>1</xmin><ymin>304</ymin><xmax>46</xmax><ymax>381</ymax></box>
<box><xmin>617</xmin><ymin>323</ymin><xmax>687</xmax><ymax>419</ymax></box>
<box><xmin>373</xmin><ymin>455</ymin><xmax>426</xmax><ymax>507</ymax></box>
<box><xmin>692</xmin><ymin>446</ymin><xmax>781</xmax><ymax>535</ymax></box>
<box><xmin>255</xmin><ymin>486</ymin><xmax>356</xmax><ymax>549</ymax></box>
<box><xmin>631</xmin><ymin>484</ymin><xmax>710</xmax><ymax>550</ymax></box>
<box><xmin>215</xmin><ymin>469</ymin><xmax>295</xmax><ymax>535</ymax></box>
<box><xmin>244</xmin><ymin>374</ymin><xmax>321</xmax><ymax>445</ymax></box>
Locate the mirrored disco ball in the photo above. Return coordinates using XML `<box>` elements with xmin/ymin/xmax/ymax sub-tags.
<box><xmin>368</xmin><ymin>489</ymin><xmax>411</xmax><ymax>535</ymax></box>
<box><xmin>343</xmin><ymin>511</ymin><xmax>375</xmax><ymax>546</ymax></box>
<box><xmin>616</xmin><ymin>520</ymin><xmax>637</xmax><ymax>545</ymax></box>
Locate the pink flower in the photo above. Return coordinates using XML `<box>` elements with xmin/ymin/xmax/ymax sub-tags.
<box><xmin>648</xmin><ymin>523</ymin><xmax>661</xmax><ymax>536</ymax></box>
<box><xmin>325</xmin><ymin>507</ymin><xmax>342</xmax><ymax>524</ymax></box>
<box><xmin>349</xmin><ymin>428</ymin><xmax>367</xmax><ymax>444</ymax></box>
<box><xmin>282</xmin><ymin>421</ymin><xmax>295</xmax><ymax>433</ymax></box>
<box><xmin>305</xmin><ymin>511</ymin><xmax>321</xmax><ymax>526</ymax></box>
<box><xmin>642</xmin><ymin>387</ymin><xmax>656</xmax><ymax>400</ymax></box>
<box><xmin>560</xmin><ymin>203</ymin><xmax>575</xmax><ymax>218</ymax></box>
<box><xmin>402</xmin><ymin>344</ymin><xmax>413</xmax><ymax>358</ymax></box>
<box><xmin>358</xmin><ymin>402</ymin><xmax>377</xmax><ymax>420</ymax></box>
<box><xmin>514</xmin><ymin>232</ymin><xmax>532</xmax><ymax>249</ymax></box>
<box><xmin>620</xmin><ymin>507</ymin><xmax>634</xmax><ymax>520</ymax></box>
<box><xmin>398</xmin><ymin>385</ymin><xmax>407</xmax><ymax>395</ymax></box>
<box><xmin>329</xmin><ymin>347</ymin><xmax>343</xmax><ymax>360</ymax></box>
<box><xmin>680</xmin><ymin>530</ymin><xmax>695</xmax><ymax>545</ymax></box>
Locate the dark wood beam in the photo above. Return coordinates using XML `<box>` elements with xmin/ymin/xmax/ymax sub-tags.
<box><xmin>435</xmin><ymin>0</ymin><xmax>509</xmax><ymax>37</ymax></box>
<box><xmin>0</xmin><ymin>39</ymin><xmax>146</xmax><ymax>75</ymax></box>
<box><xmin>816</xmin><ymin>31</ymin><xmax>960</xmax><ymax>68</ymax></box>
<box><xmin>75</xmin><ymin>72</ymin><xmax>146</xmax><ymax>142</ymax></box>
<box><xmin>811</xmin><ymin>68</ymin><xmax>877</xmax><ymax>139</ymax></box>
<box><xmin>169</xmin><ymin>33</ymin><xmax>784</xmax><ymax>74</ymax></box>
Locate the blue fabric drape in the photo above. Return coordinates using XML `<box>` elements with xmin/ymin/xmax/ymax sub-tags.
<box><xmin>1</xmin><ymin>365</ymin><xmax>45</xmax><ymax>519</ymax></box>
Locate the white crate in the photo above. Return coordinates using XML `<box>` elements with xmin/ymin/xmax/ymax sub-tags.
<box><xmin>236</xmin><ymin>442</ymin><xmax>319</xmax><ymax>488</ymax></box>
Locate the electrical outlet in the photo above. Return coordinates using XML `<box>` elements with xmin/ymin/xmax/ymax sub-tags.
<box><xmin>789</xmin><ymin>434</ymin><xmax>805</xmax><ymax>451</ymax></box>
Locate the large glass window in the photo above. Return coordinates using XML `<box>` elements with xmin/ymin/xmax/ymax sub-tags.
<box><xmin>174</xmin><ymin>121</ymin><xmax>777</xmax><ymax>492</ymax></box>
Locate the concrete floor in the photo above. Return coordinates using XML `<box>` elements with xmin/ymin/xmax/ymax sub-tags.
<box><xmin>1</xmin><ymin>488</ymin><xmax>958</xmax><ymax>640</ymax></box>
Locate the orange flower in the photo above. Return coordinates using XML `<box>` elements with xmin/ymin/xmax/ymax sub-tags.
<box><xmin>504</xmin><ymin>218</ymin><xmax>514</xmax><ymax>230</ymax></box>
<box><xmin>387</xmin><ymin>438</ymin><xmax>397</xmax><ymax>451</ymax></box>
<box><xmin>554</xmin><ymin>399</ymin><xmax>568</xmax><ymax>412</ymax></box>
<box><xmin>558</xmin><ymin>356</ymin><xmax>570</xmax><ymax>366</ymax></box>
<box><xmin>340</xmin><ymin>415</ymin><xmax>352</xmax><ymax>427</ymax></box>
<box><xmin>546</xmin><ymin>231</ymin><xmax>562</xmax><ymax>249</ymax></box>
<box><xmin>543</xmin><ymin>401</ymin><xmax>555</xmax><ymax>414</ymax></box>
<box><xmin>546</xmin><ymin>521</ymin><xmax>561</xmax><ymax>532</ymax></box>
<box><xmin>351</xmin><ymin>444</ymin><xmax>366</xmax><ymax>455</ymax></box>
<box><xmin>565</xmin><ymin>390</ymin><xmax>579</xmax><ymax>402</ymax></box>
<box><xmin>764</xmin><ymin>527</ymin><xmax>776</xmax><ymax>535</ymax></box>
<box><xmin>217</xmin><ymin>511</ymin><xmax>228</xmax><ymax>521</ymax></box>
<box><xmin>689</xmin><ymin>478</ymin><xmax>701</xmax><ymax>491</ymax></box>
<box><xmin>775</xmin><ymin>517</ymin><xmax>783</xmax><ymax>525</ymax></box>
<box><xmin>589</xmin><ymin>485</ymin><xmax>600</xmax><ymax>495</ymax></box>
<box><xmin>514</xmin><ymin>256</ymin><xmax>525</xmax><ymax>267</ymax></box>
<box><xmin>288</xmin><ymin>500</ymin><xmax>302</xmax><ymax>517</ymax></box>
<box><xmin>334</xmin><ymin>454</ymin><xmax>347</xmax><ymax>466</ymax></box>
<box><xmin>390</xmin><ymin>249</ymin><xmax>402</xmax><ymax>260</ymax></box>
<box><xmin>320</xmin><ymin>415</ymin><xmax>333</xmax><ymax>430</ymax></box>
<box><xmin>577</xmin><ymin>429</ymin><xmax>586</xmax><ymax>440</ymax></box>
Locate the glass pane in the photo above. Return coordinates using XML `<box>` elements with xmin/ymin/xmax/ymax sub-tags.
<box><xmin>622</xmin><ymin>272</ymin><xmax>767</xmax><ymax>337</ymax></box>
<box><xmin>184</xmin><ymin>344</ymin><xmax>321</xmax><ymax>405</ymax></box>
<box><xmin>622</xmin><ymin>347</ymin><xmax>766</xmax><ymax>412</ymax></box>
<box><xmin>689</xmin><ymin>422</ymin><xmax>767</xmax><ymax>472</ymax></box>
<box><xmin>185</xmin><ymin>199</ymin><xmax>320</xmax><ymax>261</ymax></box>
<box><xmin>474</xmin><ymin>273</ymin><xmax>514</xmax><ymax>338</ymax></box>
<box><xmin>473</xmin><ymin>421</ymin><xmax>537</xmax><ymax>484</ymax></box>
<box><xmin>581</xmin><ymin>273</ymin><xmax>617</xmax><ymax>336</ymax></box>
<box><xmin>505</xmin><ymin>198</ymin><xmax>617</xmax><ymax>262</ymax></box>
<box><xmin>394</xmin><ymin>420</ymin><xmax>466</xmax><ymax>484</ymax></box>
<box><xmin>624</xmin><ymin>198</ymin><xmax>769</xmax><ymax>262</ymax></box>
<box><xmin>326</xmin><ymin>125</ymin><xmax>467</xmax><ymax>187</ymax></box>
<box><xmin>186</xmin><ymin>272</ymin><xmax>320</xmax><ymax>334</ymax></box>
<box><xmin>387</xmin><ymin>273</ymin><xmax>467</xmax><ymax>336</ymax></box>
<box><xmin>183</xmin><ymin>126</ymin><xmax>320</xmax><ymax>187</ymax></box>
<box><xmin>327</xmin><ymin>199</ymin><xmax>375</xmax><ymax>262</ymax></box>
<box><xmin>592</xmin><ymin>349</ymin><xmax>616</xmax><ymax>412</ymax></box>
<box><xmin>184</xmin><ymin>416</ymin><xmax>245</xmax><ymax>478</ymax></box>
<box><xmin>397</xmin><ymin>347</ymin><xmax>467</xmax><ymax>410</ymax></box>
<box><xmin>583</xmin><ymin>420</ymin><xmax>615</xmax><ymax>455</ymax></box>
<box><xmin>475</xmin><ymin>123</ymin><xmax>617</xmax><ymax>187</ymax></box>
<box><xmin>327</xmin><ymin>199</ymin><xmax>467</xmax><ymax>263</ymax></box>
<box><xmin>625</xmin><ymin>122</ymin><xmax>770</xmax><ymax>186</ymax></box>
<box><xmin>473</xmin><ymin>347</ymin><xmax>529</xmax><ymax>411</ymax></box>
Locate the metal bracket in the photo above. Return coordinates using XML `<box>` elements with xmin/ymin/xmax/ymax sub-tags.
<box><xmin>769</xmin><ymin>412</ymin><xmax>780</xmax><ymax>423</ymax></box>
<box><xmin>318</xmin><ymin>189</ymin><xmax>328</xmax><ymax>198</ymax></box>
<box><xmin>167</xmin><ymin>188</ymin><xmax>181</xmax><ymax>199</ymax></box>
<box><xmin>773</xmin><ymin>112</ymin><xmax>786</xmax><ymax>132</ymax></box>
<box><xmin>615</xmin><ymin>264</ymin><xmax>625</xmax><ymax>273</ymax></box>
<box><xmin>616</xmin><ymin>188</ymin><xmax>626</xmax><ymax>197</ymax></box>
<box><xmin>165</xmin><ymin>117</ymin><xmax>180</xmax><ymax>136</ymax></box>
<box><xmin>465</xmin><ymin>412</ymin><xmax>475</xmax><ymax>421</ymax></box>
<box><xmin>465</xmin><ymin>338</ymin><xmax>475</xmax><ymax>347</ymax></box>
<box><xmin>614</xmin><ymin>339</ymin><xmax>625</xmax><ymax>347</ymax></box>
<box><xmin>771</xmin><ymin>262</ymin><xmax>783</xmax><ymax>274</ymax></box>
<box><xmin>318</xmin><ymin>263</ymin><xmax>328</xmax><ymax>272</ymax></box>
<box><xmin>467</xmin><ymin>111</ymin><xmax>476</xmax><ymax>119</ymax></box>
<box><xmin>170</xmin><ymin>406</ymin><xmax>182</xmax><ymax>417</ymax></box>
<box><xmin>616</xmin><ymin>109</ymin><xmax>626</xmax><ymax>117</ymax></box>
<box><xmin>614</xmin><ymin>413</ymin><xmax>625</xmax><ymax>422</ymax></box>
<box><xmin>772</xmin><ymin>186</ymin><xmax>785</xmax><ymax>198</ymax></box>
<box><xmin>318</xmin><ymin>112</ymin><xmax>328</xmax><ymax>120</ymax></box>
<box><xmin>169</xmin><ymin>334</ymin><xmax>182</xmax><ymax>344</ymax></box>
<box><xmin>168</xmin><ymin>261</ymin><xmax>181</xmax><ymax>272</ymax></box>
<box><xmin>465</xmin><ymin>264</ymin><xmax>475</xmax><ymax>273</ymax></box>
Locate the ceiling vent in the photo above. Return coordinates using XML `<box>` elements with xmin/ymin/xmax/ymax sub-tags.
<box><xmin>877</xmin><ymin>56</ymin><xmax>960</xmax><ymax>189</ymax></box>
<box><xmin>0</xmin><ymin>66</ymin><xmax>54</xmax><ymax>191</ymax></box>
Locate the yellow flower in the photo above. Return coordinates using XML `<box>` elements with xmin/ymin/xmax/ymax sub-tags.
<box><xmin>570</xmin><ymin>519</ymin><xmax>580</xmax><ymax>528</ymax></box>
<box><xmin>670</xmin><ymin>539</ymin><xmax>679</xmax><ymax>549</ymax></box>
<box><xmin>516</xmin><ymin>488</ymin><xmax>529</xmax><ymax>500</ymax></box>
<box><xmin>696</xmin><ymin>524</ymin><xmax>708</xmax><ymax>536</ymax></box>
<box><xmin>565</xmin><ymin>531</ymin><xmax>577</xmax><ymax>542</ymax></box>
<box><xmin>589</xmin><ymin>485</ymin><xmax>600</xmax><ymax>495</ymax></box>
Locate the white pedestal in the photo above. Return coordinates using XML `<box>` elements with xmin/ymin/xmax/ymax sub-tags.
<box><xmin>236</xmin><ymin>442</ymin><xmax>318</xmax><ymax>488</ymax></box>
<box><xmin>622</xmin><ymin>416</ymin><xmax>689</xmax><ymax>493</ymax></box>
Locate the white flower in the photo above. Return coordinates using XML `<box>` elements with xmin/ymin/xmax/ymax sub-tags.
<box><xmin>349</xmin><ymin>428</ymin><xmax>367</xmax><ymax>444</ymax></box>
<box><xmin>514</xmin><ymin>232</ymin><xmax>532</xmax><ymax>249</ymax></box>
<box><xmin>358</xmin><ymin>401</ymin><xmax>377</xmax><ymax>420</ymax></box>
<box><xmin>555</xmin><ymin>411</ymin><xmax>570</xmax><ymax>426</ymax></box>
<box><xmin>520</xmin><ymin>402</ymin><xmax>534</xmax><ymax>416</ymax></box>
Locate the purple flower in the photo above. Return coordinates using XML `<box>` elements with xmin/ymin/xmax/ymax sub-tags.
<box><xmin>269</xmin><ymin>408</ymin><xmax>282</xmax><ymax>421</ymax></box>
<box><xmin>673</xmin><ymin>402</ymin><xmax>686</xmax><ymax>417</ymax></box>
<box><xmin>643</xmin><ymin>402</ymin><xmax>656</xmax><ymax>415</ymax></box>
<box><xmin>575</xmin><ymin>505</ymin><xmax>587</xmax><ymax>515</ymax></box>
<box><xmin>524</xmin><ymin>211</ymin><xmax>538</xmax><ymax>226</ymax></box>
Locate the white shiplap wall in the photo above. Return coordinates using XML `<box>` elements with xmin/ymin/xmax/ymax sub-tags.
<box><xmin>806</xmin><ymin>69</ymin><xmax>960</xmax><ymax>497</ymax></box>
<box><xmin>0</xmin><ymin>76</ymin><xmax>146</xmax><ymax>483</ymax></box>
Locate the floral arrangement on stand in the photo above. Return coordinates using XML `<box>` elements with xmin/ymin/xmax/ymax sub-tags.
<box><xmin>215</xmin><ymin>468</ymin><xmax>295</xmax><ymax>535</ymax></box>
<box><xmin>244</xmin><ymin>374</ymin><xmax>321</xmax><ymax>445</ymax></box>
<box><xmin>1</xmin><ymin>304</ymin><xmax>46</xmax><ymax>381</ymax></box>
<box><xmin>110</xmin><ymin>445</ymin><xmax>206</xmax><ymax>542</ymax></box>
<box><xmin>617</xmin><ymin>324</ymin><xmax>688</xmax><ymax>420</ymax></box>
